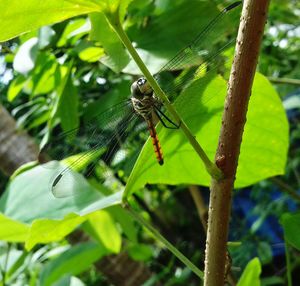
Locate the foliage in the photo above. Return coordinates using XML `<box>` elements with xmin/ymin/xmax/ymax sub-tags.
<box><xmin>0</xmin><ymin>0</ymin><xmax>299</xmax><ymax>285</ymax></box>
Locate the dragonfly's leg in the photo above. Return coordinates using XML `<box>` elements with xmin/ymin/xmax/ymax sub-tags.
<box><xmin>154</xmin><ymin>107</ymin><xmax>180</xmax><ymax>129</ymax></box>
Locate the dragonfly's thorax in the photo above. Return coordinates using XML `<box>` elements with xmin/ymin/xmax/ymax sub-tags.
<box><xmin>131</xmin><ymin>77</ymin><xmax>159</xmax><ymax>119</ymax></box>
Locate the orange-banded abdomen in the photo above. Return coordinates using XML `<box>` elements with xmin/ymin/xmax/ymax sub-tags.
<box><xmin>146</xmin><ymin>119</ymin><xmax>164</xmax><ymax>165</ymax></box>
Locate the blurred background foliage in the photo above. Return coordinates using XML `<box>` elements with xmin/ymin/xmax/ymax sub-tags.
<box><xmin>0</xmin><ymin>0</ymin><xmax>299</xmax><ymax>285</ymax></box>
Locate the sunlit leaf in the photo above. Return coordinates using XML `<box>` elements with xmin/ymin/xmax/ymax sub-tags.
<box><xmin>78</xmin><ymin>46</ymin><xmax>104</xmax><ymax>62</ymax></box>
<box><xmin>125</xmin><ymin>73</ymin><xmax>289</xmax><ymax>196</ymax></box>
<box><xmin>0</xmin><ymin>0</ymin><xmax>102</xmax><ymax>42</ymax></box>
<box><xmin>7</xmin><ymin>75</ymin><xmax>28</xmax><ymax>102</ymax></box>
<box><xmin>237</xmin><ymin>258</ymin><xmax>261</xmax><ymax>286</ymax></box>
<box><xmin>0</xmin><ymin>213</ymin><xmax>29</xmax><ymax>242</ymax></box>
<box><xmin>84</xmin><ymin>210</ymin><xmax>122</xmax><ymax>253</ymax></box>
<box><xmin>25</xmin><ymin>214</ymin><xmax>86</xmax><ymax>250</ymax></box>
<box><xmin>89</xmin><ymin>12</ymin><xmax>130</xmax><ymax>72</ymax></box>
<box><xmin>31</xmin><ymin>53</ymin><xmax>59</xmax><ymax>95</ymax></box>
<box><xmin>57</xmin><ymin>18</ymin><xmax>89</xmax><ymax>47</ymax></box>
<box><xmin>57</xmin><ymin>61</ymin><xmax>79</xmax><ymax>134</ymax></box>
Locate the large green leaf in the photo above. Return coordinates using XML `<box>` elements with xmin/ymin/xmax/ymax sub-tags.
<box><xmin>7</xmin><ymin>75</ymin><xmax>27</xmax><ymax>102</ymax></box>
<box><xmin>83</xmin><ymin>211</ymin><xmax>122</xmax><ymax>253</ymax></box>
<box><xmin>39</xmin><ymin>241</ymin><xmax>108</xmax><ymax>286</ymax></box>
<box><xmin>90</xmin><ymin>12</ymin><xmax>130</xmax><ymax>72</ymax></box>
<box><xmin>237</xmin><ymin>258</ymin><xmax>261</xmax><ymax>286</ymax></box>
<box><xmin>0</xmin><ymin>162</ymin><xmax>123</xmax><ymax>248</ymax></box>
<box><xmin>125</xmin><ymin>73</ymin><xmax>289</xmax><ymax>195</ymax></box>
<box><xmin>0</xmin><ymin>213</ymin><xmax>29</xmax><ymax>242</ymax></box>
<box><xmin>25</xmin><ymin>213</ymin><xmax>86</xmax><ymax>250</ymax></box>
<box><xmin>280</xmin><ymin>212</ymin><xmax>300</xmax><ymax>250</ymax></box>
<box><xmin>0</xmin><ymin>0</ymin><xmax>102</xmax><ymax>42</ymax></box>
<box><xmin>0</xmin><ymin>162</ymin><xmax>123</xmax><ymax>223</ymax></box>
<box><xmin>56</xmin><ymin>62</ymin><xmax>79</xmax><ymax>134</ymax></box>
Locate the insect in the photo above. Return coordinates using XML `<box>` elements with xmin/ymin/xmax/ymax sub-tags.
<box><xmin>40</xmin><ymin>1</ymin><xmax>242</xmax><ymax>197</ymax></box>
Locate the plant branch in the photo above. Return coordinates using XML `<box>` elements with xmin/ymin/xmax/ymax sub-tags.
<box><xmin>268</xmin><ymin>77</ymin><xmax>300</xmax><ymax>86</ymax></box>
<box><xmin>189</xmin><ymin>185</ymin><xmax>208</xmax><ymax>232</ymax></box>
<box><xmin>204</xmin><ymin>1</ymin><xmax>270</xmax><ymax>285</ymax></box>
<box><xmin>108</xmin><ymin>16</ymin><xmax>222</xmax><ymax>189</ymax></box>
<box><xmin>271</xmin><ymin>177</ymin><xmax>300</xmax><ymax>202</ymax></box>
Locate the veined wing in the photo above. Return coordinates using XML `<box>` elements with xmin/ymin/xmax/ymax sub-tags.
<box><xmin>155</xmin><ymin>1</ymin><xmax>242</xmax><ymax>100</ymax></box>
<box><xmin>39</xmin><ymin>99</ymin><xmax>142</xmax><ymax>197</ymax></box>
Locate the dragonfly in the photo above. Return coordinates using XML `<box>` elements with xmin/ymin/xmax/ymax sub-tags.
<box><xmin>40</xmin><ymin>1</ymin><xmax>242</xmax><ymax>197</ymax></box>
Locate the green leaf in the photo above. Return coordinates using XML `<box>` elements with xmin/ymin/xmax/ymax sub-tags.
<box><xmin>125</xmin><ymin>73</ymin><xmax>289</xmax><ymax>196</ymax></box>
<box><xmin>128</xmin><ymin>243</ymin><xmax>152</xmax><ymax>261</ymax></box>
<box><xmin>7</xmin><ymin>75</ymin><xmax>27</xmax><ymax>102</ymax></box>
<box><xmin>89</xmin><ymin>12</ymin><xmax>130</xmax><ymax>72</ymax></box>
<box><xmin>237</xmin><ymin>258</ymin><xmax>261</xmax><ymax>286</ymax></box>
<box><xmin>57</xmin><ymin>18</ymin><xmax>89</xmax><ymax>47</ymax></box>
<box><xmin>0</xmin><ymin>0</ymin><xmax>103</xmax><ymax>42</ymax></box>
<box><xmin>78</xmin><ymin>46</ymin><xmax>104</xmax><ymax>62</ymax></box>
<box><xmin>25</xmin><ymin>213</ymin><xmax>86</xmax><ymax>250</ymax></box>
<box><xmin>0</xmin><ymin>213</ymin><xmax>29</xmax><ymax>242</ymax></box>
<box><xmin>31</xmin><ymin>53</ymin><xmax>59</xmax><ymax>96</ymax></box>
<box><xmin>84</xmin><ymin>211</ymin><xmax>122</xmax><ymax>253</ymax></box>
<box><xmin>0</xmin><ymin>162</ymin><xmax>123</xmax><ymax>224</ymax></box>
<box><xmin>257</xmin><ymin>242</ymin><xmax>272</xmax><ymax>265</ymax></box>
<box><xmin>280</xmin><ymin>212</ymin><xmax>300</xmax><ymax>250</ymax></box>
<box><xmin>57</xmin><ymin>61</ymin><xmax>79</xmax><ymax>134</ymax></box>
<box><xmin>39</xmin><ymin>241</ymin><xmax>108</xmax><ymax>286</ymax></box>
<box><xmin>94</xmin><ymin>0</ymin><xmax>133</xmax><ymax>23</ymax></box>
<box><xmin>108</xmin><ymin>205</ymin><xmax>138</xmax><ymax>242</ymax></box>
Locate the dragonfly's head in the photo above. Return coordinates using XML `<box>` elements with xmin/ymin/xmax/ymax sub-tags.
<box><xmin>131</xmin><ymin>77</ymin><xmax>153</xmax><ymax>99</ymax></box>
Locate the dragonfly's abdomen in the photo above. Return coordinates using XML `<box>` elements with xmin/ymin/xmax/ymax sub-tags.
<box><xmin>147</xmin><ymin>119</ymin><xmax>164</xmax><ymax>165</ymax></box>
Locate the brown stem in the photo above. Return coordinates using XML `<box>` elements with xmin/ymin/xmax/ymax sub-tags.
<box><xmin>204</xmin><ymin>1</ymin><xmax>270</xmax><ymax>285</ymax></box>
<box><xmin>189</xmin><ymin>186</ymin><xmax>237</xmax><ymax>285</ymax></box>
<box><xmin>0</xmin><ymin>105</ymin><xmax>39</xmax><ymax>175</ymax></box>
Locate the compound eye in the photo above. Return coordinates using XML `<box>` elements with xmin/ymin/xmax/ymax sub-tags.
<box><xmin>137</xmin><ymin>77</ymin><xmax>146</xmax><ymax>86</ymax></box>
<box><xmin>131</xmin><ymin>81</ymin><xmax>143</xmax><ymax>98</ymax></box>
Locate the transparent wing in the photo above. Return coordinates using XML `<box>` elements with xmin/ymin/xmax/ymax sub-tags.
<box><xmin>155</xmin><ymin>1</ymin><xmax>241</xmax><ymax>101</ymax></box>
<box><xmin>39</xmin><ymin>99</ymin><xmax>144</xmax><ymax>197</ymax></box>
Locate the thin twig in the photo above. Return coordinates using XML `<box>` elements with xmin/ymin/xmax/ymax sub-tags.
<box><xmin>188</xmin><ymin>185</ymin><xmax>208</xmax><ymax>232</ymax></box>
<box><xmin>268</xmin><ymin>77</ymin><xmax>300</xmax><ymax>86</ymax></box>
<box><xmin>271</xmin><ymin>177</ymin><xmax>300</xmax><ymax>202</ymax></box>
